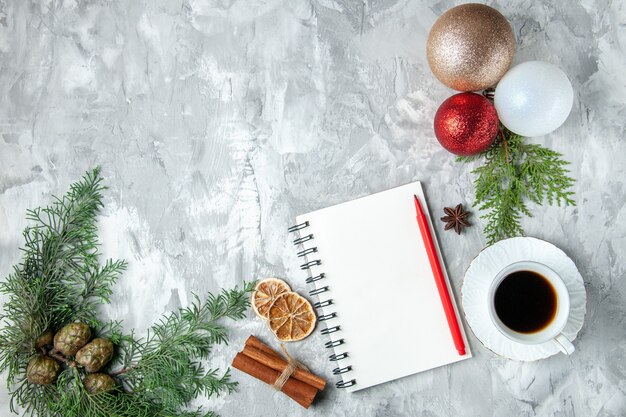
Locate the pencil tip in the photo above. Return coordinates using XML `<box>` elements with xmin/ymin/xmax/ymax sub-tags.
<box><xmin>413</xmin><ymin>195</ymin><xmax>423</xmax><ymax>215</ymax></box>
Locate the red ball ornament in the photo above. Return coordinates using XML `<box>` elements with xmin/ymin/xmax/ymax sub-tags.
<box><xmin>434</xmin><ymin>93</ymin><xmax>499</xmax><ymax>156</ymax></box>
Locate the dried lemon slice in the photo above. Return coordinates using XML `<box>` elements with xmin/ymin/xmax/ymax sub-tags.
<box><xmin>251</xmin><ymin>278</ymin><xmax>291</xmax><ymax>319</ymax></box>
<box><xmin>268</xmin><ymin>292</ymin><xmax>316</xmax><ymax>342</ymax></box>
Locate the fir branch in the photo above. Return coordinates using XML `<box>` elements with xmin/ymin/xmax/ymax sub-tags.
<box><xmin>115</xmin><ymin>283</ymin><xmax>255</xmax><ymax>411</ymax></box>
<box><xmin>457</xmin><ymin>128</ymin><xmax>576</xmax><ymax>244</ymax></box>
<box><xmin>0</xmin><ymin>167</ymin><xmax>125</xmax><ymax>385</ymax></box>
<box><xmin>0</xmin><ymin>168</ymin><xmax>255</xmax><ymax>417</ymax></box>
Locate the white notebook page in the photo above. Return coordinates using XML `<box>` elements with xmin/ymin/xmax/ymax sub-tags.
<box><xmin>295</xmin><ymin>181</ymin><xmax>471</xmax><ymax>392</ymax></box>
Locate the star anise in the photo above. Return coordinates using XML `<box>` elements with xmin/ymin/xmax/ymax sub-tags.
<box><xmin>441</xmin><ymin>204</ymin><xmax>471</xmax><ymax>235</ymax></box>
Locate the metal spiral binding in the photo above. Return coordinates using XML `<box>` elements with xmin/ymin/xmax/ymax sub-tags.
<box><xmin>287</xmin><ymin>221</ymin><xmax>309</xmax><ymax>232</ymax></box>
<box><xmin>332</xmin><ymin>366</ymin><xmax>352</xmax><ymax>375</ymax></box>
<box><xmin>314</xmin><ymin>299</ymin><xmax>332</xmax><ymax>308</ymax></box>
<box><xmin>336</xmin><ymin>380</ymin><xmax>356</xmax><ymax>388</ymax></box>
<box><xmin>288</xmin><ymin>221</ymin><xmax>356</xmax><ymax>389</ymax></box>
<box><xmin>318</xmin><ymin>312</ymin><xmax>336</xmax><ymax>321</ymax></box>
<box><xmin>294</xmin><ymin>234</ymin><xmax>314</xmax><ymax>245</ymax></box>
<box><xmin>297</xmin><ymin>247</ymin><xmax>317</xmax><ymax>257</ymax></box>
<box><xmin>309</xmin><ymin>286</ymin><xmax>329</xmax><ymax>296</ymax></box>
<box><xmin>320</xmin><ymin>326</ymin><xmax>340</xmax><ymax>335</ymax></box>
<box><xmin>306</xmin><ymin>273</ymin><xmax>325</xmax><ymax>284</ymax></box>
<box><xmin>300</xmin><ymin>260</ymin><xmax>321</xmax><ymax>270</ymax></box>
<box><xmin>329</xmin><ymin>353</ymin><xmax>348</xmax><ymax>361</ymax></box>
<box><xmin>325</xmin><ymin>339</ymin><xmax>343</xmax><ymax>348</ymax></box>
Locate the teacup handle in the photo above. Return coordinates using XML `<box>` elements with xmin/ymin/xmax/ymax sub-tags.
<box><xmin>553</xmin><ymin>334</ymin><xmax>575</xmax><ymax>355</ymax></box>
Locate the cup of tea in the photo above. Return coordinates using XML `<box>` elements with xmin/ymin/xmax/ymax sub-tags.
<box><xmin>487</xmin><ymin>261</ymin><xmax>574</xmax><ymax>355</ymax></box>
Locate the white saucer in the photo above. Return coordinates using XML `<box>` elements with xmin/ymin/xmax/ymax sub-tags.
<box><xmin>461</xmin><ymin>237</ymin><xmax>586</xmax><ymax>361</ymax></box>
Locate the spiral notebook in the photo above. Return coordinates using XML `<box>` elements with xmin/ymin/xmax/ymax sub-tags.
<box><xmin>288</xmin><ymin>181</ymin><xmax>471</xmax><ymax>392</ymax></box>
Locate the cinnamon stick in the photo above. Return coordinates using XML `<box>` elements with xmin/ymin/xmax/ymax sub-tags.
<box><xmin>242</xmin><ymin>344</ymin><xmax>326</xmax><ymax>391</ymax></box>
<box><xmin>244</xmin><ymin>335</ymin><xmax>283</xmax><ymax>359</ymax></box>
<box><xmin>232</xmin><ymin>352</ymin><xmax>318</xmax><ymax>408</ymax></box>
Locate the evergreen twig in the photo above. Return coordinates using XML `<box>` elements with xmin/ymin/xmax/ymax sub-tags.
<box><xmin>457</xmin><ymin>127</ymin><xmax>576</xmax><ymax>244</ymax></box>
<box><xmin>0</xmin><ymin>168</ymin><xmax>254</xmax><ymax>417</ymax></box>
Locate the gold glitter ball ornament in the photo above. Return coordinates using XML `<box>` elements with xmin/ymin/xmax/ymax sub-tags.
<box><xmin>427</xmin><ymin>3</ymin><xmax>515</xmax><ymax>91</ymax></box>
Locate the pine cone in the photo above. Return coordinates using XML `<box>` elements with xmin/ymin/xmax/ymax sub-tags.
<box><xmin>75</xmin><ymin>338</ymin><xmax>114</xmax><ymax>373</ymax></box>
<box><xmin>35</xmin><ymin>330</ymin><xmax>54</xmax><ymax>349</ymax></box>
<box><xmin>53</xmin><ymin>323</ymin><xmax>92</xmax><ymax>356</ymax></box>
<box><xmin>83</xmin><ymin>373</ymin><xmax>116</xmax><ymax>394</ymax></box>
<box><xmin>26</xmin><ymin>355</ymin><xmax>60</xmax><ymax>385</ymax></box>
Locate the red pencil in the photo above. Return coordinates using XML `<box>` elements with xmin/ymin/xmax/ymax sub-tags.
<box><xmin>413</xmin><ymin>195</ymin><xmax>466</xmax><ymax>356</ymax></box>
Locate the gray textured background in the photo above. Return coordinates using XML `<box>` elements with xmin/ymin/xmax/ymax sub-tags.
<box><xmin>1</xmin><ymin>0</ymin><xmax>625</xmax><ymax>416</ymax></box>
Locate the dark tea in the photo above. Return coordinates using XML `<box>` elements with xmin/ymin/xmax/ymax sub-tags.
<box><xmin>494</xmin><ymin>270</ymin><xmax>557</xmax><ymax>333</ymax></box>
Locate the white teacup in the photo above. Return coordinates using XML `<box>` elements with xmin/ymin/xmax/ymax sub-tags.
<box><xmin>488</xmin><ymin>261</ymin><xmax>574</xmax><ymax>355</ymax></box>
